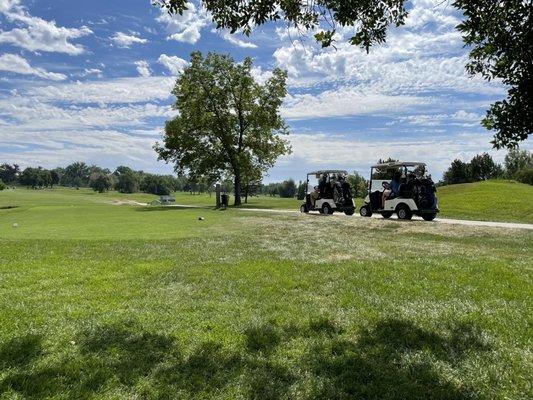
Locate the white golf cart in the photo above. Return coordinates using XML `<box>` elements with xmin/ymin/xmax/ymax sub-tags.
<box><xmin>359</xmin><ymin>162</ymin><xmax>439</xmax><ymax>221</ymax></box>
<box><xmin>300</xmin><ymin>170</ymin><xmax>356</xmax><ymax>215</ymax></box>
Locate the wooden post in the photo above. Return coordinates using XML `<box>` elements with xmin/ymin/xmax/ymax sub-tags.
<box><xmin>215</xmin><ymin>183</ymin><xmax>221</xmax><ymax>208</ymax></box>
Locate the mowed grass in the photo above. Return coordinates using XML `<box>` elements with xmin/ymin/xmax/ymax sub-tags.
<box><xmin>0</xmin><ymin>188</ymin><xmax>532</xmax><ymax>399</ymax></box>
<box><xmin>437</xmin><ymin>180</ymin><xmax>533</xmax><ymax>223</ymax></box>
<box><xmin>5</xmin><ymin>179</ymin><xmax>531</xmax><ymax>225</ymax></box>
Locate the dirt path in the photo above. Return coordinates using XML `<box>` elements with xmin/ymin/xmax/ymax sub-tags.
<box><xmin>121</xmin><ymin>202</ymin><xmax>533</xmax><ymax>230</ymax></box>
<box><xmin>110</xmin><ymin>200</ymin><xmax>149</xmax><ymax>206</ymax></box>
<box><xmin>236</xmin><ymin>207</ymin><xmax>533</xmax><ymax>230</ymax></box>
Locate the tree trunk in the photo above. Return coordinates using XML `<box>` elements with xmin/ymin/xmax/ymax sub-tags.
<box><xmin>234</xmin><ymin>173</ymin><xmax>242</xmax><ymax>206</ymax></box>
<box><xmin>244</xmin><ymin>185</ymin><xmax>249</xmax><ymax>203</ymax></box>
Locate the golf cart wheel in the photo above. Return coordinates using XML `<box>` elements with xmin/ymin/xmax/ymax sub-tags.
<box><xmin>381</xmin><ymin>212</ymin><xmax>393</xmax><ymax>219</ymax></box>
<box><xmin>359</xmin><ymin>205</ymin><xmax>372</xmax><ymax>217</ymax></box>
<box><xmin>322</xmin><ymin>203</ymin><xmax>333</xmax><ymax>215</ymax></box>
<box><xmin>300</xmin><ymin>204</ymin><xmax>309</xmax><ymax>213</ymax></box>
<box><xmin>396</xmin><ymin>205</ymin><xmax>413</xmax><ymax>220</ymax></box>
<box><xmin>422</xmin><ymin>212</ymin><xmax>437</xmax><ymax>221</ymax></box>
<box><xmin>344</xmin><ymin>208</ymin><xmax>355</xmax><ymax>216</ymax></box>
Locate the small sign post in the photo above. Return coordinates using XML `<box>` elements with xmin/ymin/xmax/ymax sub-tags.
<box><xmin>215</xmin><ymin>183</ymin><xmax>221</xmax><ymax>208</ymax></box>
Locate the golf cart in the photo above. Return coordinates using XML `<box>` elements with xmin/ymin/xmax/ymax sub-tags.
<box><xmin>359</xmin><ymin>162</ymin><xmax>439</xmax><ymax>221</ymax></box>
<box><xmin>300</xmin><ymin>170</ymin><xmax>356</xmax><ymax>215</ymax></box>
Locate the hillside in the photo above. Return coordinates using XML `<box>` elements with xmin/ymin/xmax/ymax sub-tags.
<box><xmin>437</xmin><ymin>180</ymin><xmax>533</xmax><ymax>223</ymax></box>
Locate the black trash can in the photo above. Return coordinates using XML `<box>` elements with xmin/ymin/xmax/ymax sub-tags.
<box><xmin>221</xmin><ymin>194</ymin><xmax>229</xmax><ymax>208</ymax></box>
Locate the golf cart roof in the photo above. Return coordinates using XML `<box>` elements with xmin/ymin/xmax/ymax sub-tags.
<box><xmin>371</xmin><ymin>162</ymin><xmax>426</xmax><ymax>169</ymax></box>
<box><xmin>307</xmin><ymin>170</ymin><xmax>348</xmax><ymax>175</ymax></box>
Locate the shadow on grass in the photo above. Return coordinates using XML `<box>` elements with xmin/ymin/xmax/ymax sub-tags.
<box><xmin>304</xmin><ymin>319</ymin><xmax>492</xmax><ymax>400</ymax></box>
<box><xmin>0</xmin><ymin>334</ymin><xmax>43</xmax><ymax>368</ymax></box>
<box><xmin>0</xmin><ymin>318</ymin><xmax>492</xmax><ymax>399</ymax></box>
<box><xmin>0</xmin><ymin>205</ymin><xmax>19</xmax><ymax>210</ymax></box>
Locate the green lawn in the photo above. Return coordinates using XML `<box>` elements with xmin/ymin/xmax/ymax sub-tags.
<box><xmin>437</xmin><ymin>180</ymin><xmax>533</xmax><ymax>223</ymax></box>
<box><xmin>0</xmin><ymin>188</ymin><xmax>532</xmax><ymax>399</ymax></box>
<box><xmin>5</xmin><ymin>179</ymin><xmax>530</xmax><ymax>224</ymax></box>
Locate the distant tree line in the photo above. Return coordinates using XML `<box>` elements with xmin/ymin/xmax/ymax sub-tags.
<box><xmin>0</xmin><ymin>162</ymin><xmax>214</xmax><ymax>195</ymax></box>
<box><xmin>256</xmin><ymin>172</ymin><xmax>368</xmax><ymax>201</ymax></box>
<box><xmin>440</xmin><ymin>148</ymin><xmax>532</xmax><ymax>186</ymax></box>
<box><xmin>0</xmin><ymin>162</ymin><xmax>371</xmax><ymax>199</ymax></box>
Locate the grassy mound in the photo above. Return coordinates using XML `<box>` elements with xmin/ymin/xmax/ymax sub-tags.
<box><xmin>437</xmin><ymin>180</ymin><xmax>533</xmax><ymax>223</ymax></box>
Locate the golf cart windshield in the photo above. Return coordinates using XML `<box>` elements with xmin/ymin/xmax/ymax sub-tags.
<box><xmin>306</xmin><ymin>170</ymin><xmax>347</xmax><ymax>193</ymax></box>
<box><xmin>405</xmin><ymin>164</ymin><xmax>426</xmax><ymax>178</ymax></box>
<box><xmin>370</xmin><ymin>163</ymin><xmax>427</xmax><ymax>192</ymax></box>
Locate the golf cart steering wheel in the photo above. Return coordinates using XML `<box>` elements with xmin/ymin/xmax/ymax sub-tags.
<box><xmin>382</xmin><ymin>182</ymin><xmax>391</xmax><ymax>190</ymax></box>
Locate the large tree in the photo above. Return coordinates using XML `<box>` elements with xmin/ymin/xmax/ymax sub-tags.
<box><xmin>89</xmin><ymin>172</ymin><xmax>113</xmax><ymax>193</ymax></box>
<box><xmin>19</xmin><ymin>167</ymin><xmax>52</xmax><ymax>189</ymax></box>
<box><xmin>442</xmin><ymin>159</ymin><xmax>471</xmax><ymax>185</ymax></box>
<box><xmin>469</xmin><ymin>153</ymin><xmax>502</xmax><ymax>181</ymax></box>
<box><xmin>61</xmin><ymin>162</ymin><xmax>90</xmax><ymax>188</ymax></box>
<box><xmin>455</xmin><ymin>0</ymin><xmax>532</xmax><ymax>148</ymax></box>
<box><xmin>156</xmin><ymin>0</ymin><xmax>532</xmax><ymax>147</ymax></box>
<box><xmin>504</xmin><ymin>147</ymin><xmax>533</xmax><ymax>178</ymax></box>
<box><xmin>156</xmin><ymin>52</ymin><xmax>291</xmax><ymax>205</ymax></box>
<box><xmin>114</xmin><ymin>166</ymin><xmax>140</xmax><ymax>194</ymax></box>
<box><xmin>0</xmin><ymin>163</ymin><xmax>20</xmax><ymax>184</ymax></box>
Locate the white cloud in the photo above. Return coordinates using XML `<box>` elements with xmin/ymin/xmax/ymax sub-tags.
<box><xmin>282</xmin><ymin>131</ymin><xmax>525</xmax><ymax>180</ymax></box>
<box><xmin>0</xmin><ymin>97</ymin><xmax>175</xmax><ymax>131</ymax></box>
<box><xmin>0</xmin><ymin>53</ymin><xmax>66</xmax><ymax>80</ymax></box>
<box><xmin>0</xmin><ymin>73</ymin><xmax>177</xmax><ymax>172</ymax></box>
<box><xmin>0</xmin><ymin>0</ymin><xmax>92</xmax><ymax>55</ymax></box>
<box><xmin>27</xmin><ymin>76</ymin><xmax>175</xmax><ymax>104</ymax></box>
<box><xmin>158</xmin><ymin>54</ymin><xmax>188</xmax><ymax>75</ymax></box>
<box><xmin>250</xmin><ymin>66</ymin><xmax>273</xmax><ymax>85</ymax></box>
<box><xmin>156</xmin><ymin>1</ymin><xmax>209</xmax><ymax>44</ymax></box>
<box><xmin>282</xmin><ymin>87</ymin><xmax>431</xmax><ymax>120</ymax></box>
<box><xmin>81</xmin><ymin>68</ymin><xmax>103</xmax><ymax>78</ymax></box>
<box><xmin>0</xmin><ymin>128</ymin><xmax>169</xmax><ymax>172</ymax></box>
<box><xmin>135</xmin><ymin>60</ymin><xmax>151</xmax><ymax>77</ymax></box>
<box><xmin>111</xmin><ymin>32</ymin><xmax>148</xmax><ymax>48</ymax></box>
<box><xmin>270</xmin><ymin>0</ymin><xmax>504</xmax><ymax>122</ymax></box>
<box><xmin>218</xmin><ymin>29</ymin><xmax>257</xmax><ymax>48</ymax></box>
<box><xmin>405</xmin><ymin>0</ymin><xmax>461</xmax><ymax>30</ymax></box>
<box><xmin>391</xmin><ymin>110</ymin><xmax>484</xmax><ymax>127</ymax></box>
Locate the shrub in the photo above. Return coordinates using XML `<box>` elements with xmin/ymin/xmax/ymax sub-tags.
<box><xmin>115</xmin><ymin>170</ymin><xmax>140</xmax><ymax>193</ymax></box>
<box><xmin>140</xmin><ymin>174</ymin><xmax>173</xmax><ymax>196</ymax></box>
<box><xmin>89</xmin><ymin>173</ymin><xmax>112</xmax><ymax>193</ymax></box>
<box><xmin>0</xmin><ymin>179</ymin><xmax>5</xmax><ymax>190</ymax></box>
<box><xmin>515</xmin><ymin>168</ymin><xmax>533</xmax><ymax>185</ymax></box>
<box><xmin>278</xmin><ymin>179</ymin><xmax>297</xmax><ymax>198</ymax></box>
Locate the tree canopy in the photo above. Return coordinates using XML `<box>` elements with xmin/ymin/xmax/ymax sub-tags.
<box><xmin>505</xmin><ymin>147</ymin><xmax>533</xmax><ymax>178</ymax></box>
<box><xmin>155</xmin><ymin>0</ymin><xmax>407</xmax><ymax>51</ymax></box>
<box><xmin>156</xmin><ymin>0</ymin><xmax>532</xmax><ymax>147</ymax></box>
<box><xmin>89</xmin><ymin>173</ymin><xmax>113</xmax><ymax>193</ymax></box>
<box><xmin>455</xmin><ymin>0</ymin><xmax>532</xmax><ymax>148</ymax></box>
<box><xmin>441</xmin><ymin>153</ymin><xmax>504</xmax><ymax>185</ymax></box>
<box><xmin>156</xmin><ymin>51</ymin><xmax>291</xmax><ymax>205</ymax></box>
<box><xmin>0</xmin><ymin>163</ymin><xmax>20</xmax><ymax>184</ymax></box>
<box><xmin>19</xmin><ymin>167</ymin><xmax>52</xmax><ymax>189</ymax></box>
<box><xmin>114</xmin><ymin>166</ymin><xmax>140</xmax><ymax>194</ymax></box>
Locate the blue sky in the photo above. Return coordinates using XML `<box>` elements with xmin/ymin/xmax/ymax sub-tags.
<box><xmin>0</xmin><ymin>0</ymin><xmax>530</xmax><ymax>181</ymax></box>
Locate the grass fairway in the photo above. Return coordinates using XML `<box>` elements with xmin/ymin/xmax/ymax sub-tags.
<box><xmin>1</xmin><ymin>188</ymin><xmax>532</xmax><ymax>399</ymax></box>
